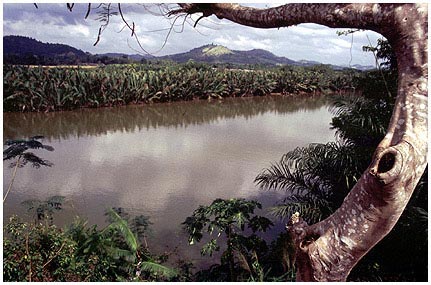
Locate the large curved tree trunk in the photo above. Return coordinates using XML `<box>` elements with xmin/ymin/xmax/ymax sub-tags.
<box><xmin>172</xmin><ymin>3</ymin><xmax>428</xmax><ymax>281</ymax></box>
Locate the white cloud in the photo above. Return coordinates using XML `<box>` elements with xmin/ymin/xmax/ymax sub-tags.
<box><xmin>329</xmin><ymin>38</ymin><xmax>353</xmax><ymax>49</ymax></box>
<box><xmin>288</xmin><ymin>24</ymin><xmax>335</xmax><ymax>37</ymax></box>
<box><xmin>3</xmin><ymin>3</ymin><xmax>386</xmax><ymax>66</ymax></box>
<box><xmin>214</xmin><ymin>35</ymin><xmax>272</xmax><ymax>51</ymax></box>
<box><xmin>69</xmin><ymin>24</ymin><xmax>90</xmax><ymax>37</ymax></box>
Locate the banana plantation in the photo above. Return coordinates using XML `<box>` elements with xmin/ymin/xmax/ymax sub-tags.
<box><xmin>4</xmin><ymin>62</ymin><xmax>361</xmax><ymax>112</ymax></box>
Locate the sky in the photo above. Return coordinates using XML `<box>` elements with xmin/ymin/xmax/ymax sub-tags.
<box><xmin>3</xmin><ymin>3</ymin><xmax>385</xmax><ymax>66</ymax></box>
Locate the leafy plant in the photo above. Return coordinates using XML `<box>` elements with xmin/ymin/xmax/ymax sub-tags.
<box><xmin>183</xmin><ymin>198</ymin><xmax>273</xmax><ymax>281</ymax></box>
<box><xmin>3</xmin><ymin>136</ymin><xmax>54</xmax><ymax>203</ymax></box>
<box><xmin>3</xmin><ymin>206</ymin><xmax>178</xmax><ymax>282</ymax></box>
<box><xmin>3</xmin><ymin>215</ymin><xmax>79</xmax><ymax>282</ymax></box>
<box><xmin>4</xmin><ymin>63</ymin><xmax>362</xmax><ymax>112</ymax></box>
<box><xmin>254</xmin><ymin>39</ymin><xmax>427</xmax><ymax>280</ymax></box>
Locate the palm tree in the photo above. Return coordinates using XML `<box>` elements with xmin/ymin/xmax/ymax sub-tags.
<box><xmin>255</xmin><ymin>141</ymin><xmax>357</xmax><ymax>224</ymax></box>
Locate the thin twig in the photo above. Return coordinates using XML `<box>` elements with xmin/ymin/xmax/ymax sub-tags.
<box><xmin>118</xmin><ymin>3</ymin><xmax>135</xmax><ymax>37</ymax></box>
<box><xmin>348</xmin><ymin>32</ymin><xmax>354</xmax><ymax>68</ymax></box>
<box><xmin>93</xmin><ymin>27</ymin><xmax>102</xmax><ymax>46</ymax></box>
<box><xmin>42</xmin><ymin>242</ymin><xmax>66</xmax><ymax>269</ymax></box>
<box><xmin>26</xmin><ymin>233</ymin><xmax>32</xmax><ymax>282</ymax></box>
<box><xmin>193</xmin><ymin>15</ymin><xmax>205</xmax><ymax>28</ymax></box>
<box><xmin>4</xmin><ymin>156</ymin><xmax>20</xmax><ymax>203</ymax></box>
<box><xmin>151</xmin><ymin>14</ymin><xmax>182</xmax><ymax>54</ymax></box>
<box><xmin>366</xmin><ymin>35</ymin><xmax>392</xmax><ymax>97</ymax></box>
<box><xmin>67</xmin><ymin>3</ymin><xmax>74</xmax><ymax>12</ymax></box>
<box><xmin>93</xmin><ymin>3</ymin><xmax>113</xmax><ymax>46</ymax></box>
<box><xmin>85</xmin><ymin>3</ymin><xmax>91</xmax><ymax>19</ymax></box>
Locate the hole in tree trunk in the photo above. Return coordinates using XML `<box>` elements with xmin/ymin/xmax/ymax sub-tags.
<box><xmin>300</xmin><ymin>233</ymin><xmax>321</xmax><ymax>249</ymax></box>
<box><xmin>377</xmin><ymin>152</ymin><xmax>396</xmax><ymax>173</ymax></box>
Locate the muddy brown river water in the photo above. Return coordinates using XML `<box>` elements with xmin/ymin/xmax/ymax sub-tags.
<box><xmin>3</xmin><ymin>95</ymin><xmax>336</xmax><ymax>266</ymax></box>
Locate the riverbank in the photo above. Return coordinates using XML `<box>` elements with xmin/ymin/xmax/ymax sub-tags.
<box><xmin>4</xmin><ymin>63</ymin><xmax>362</xmax><ymax>113</ymax></box>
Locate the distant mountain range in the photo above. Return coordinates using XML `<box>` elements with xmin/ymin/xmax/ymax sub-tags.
<box><xmin>3</xmin><ymin>35</ymin><xmax>375</xmax><ymax>70</ymax></box>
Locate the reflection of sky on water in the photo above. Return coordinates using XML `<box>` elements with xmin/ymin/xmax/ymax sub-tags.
<box><xmin>3</xmin><ymin>96</ymin><xmax>336</xmax><ymax>260</ymax></box>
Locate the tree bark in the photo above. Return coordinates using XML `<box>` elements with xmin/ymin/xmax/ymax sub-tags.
<box><xmin>172</xmin><ymin>3</ymin><xmax>428</xmax><ymax>281</ymax></box>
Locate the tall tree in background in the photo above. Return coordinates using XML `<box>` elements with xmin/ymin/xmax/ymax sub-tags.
<box><xmin>167</xmin><ymin>3</ymin><xmax>428</xmax><ymax>281</ymax></box>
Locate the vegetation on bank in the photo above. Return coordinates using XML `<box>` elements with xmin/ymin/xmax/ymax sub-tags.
<box><xmin>4</xmin><ymin>66</ymin><xmax>427</xmax><ymax>281</ymax></box>
<box><xmin>4</xmin><ymin>207</ymin><xmax>180</xmax><ymax>282</ymax></box>
<box><xmin>3</xmin><ymin>40</ymin><xmax>427</xmax><ymax>281</ymax></box>
<box><xmin>4</xmin><ymin>75</ymin><xmax>427</xmax><ymax>280</ymax></box>
<box><xmin>254</xmin><ymin>47</ymin><xmax>428</xmax><ymax>281</ymax></box>
<box><xmin>4</xmin><ymin>62</ymin><xmax>361</xmax><ymax>112</ymax></box>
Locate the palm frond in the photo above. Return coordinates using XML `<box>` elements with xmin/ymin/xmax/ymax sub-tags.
<box><xmin>269</xmin><ymin>194</ymin><xmax>333</xmax><ymax>224</ymax></box>
<box><xmin>255</xmin><ymin>143</ymin><xmax>335</xmax><ymax>195</ymax></box>
<box><xmin>329</xmin><ymin>95</ymin><xmax>392</xmax><ymax>147</ymax></box>
<box><xmin>255</xmin><ymin>161</ymin><xmax>314</xmax><ymax>194</ymax></box>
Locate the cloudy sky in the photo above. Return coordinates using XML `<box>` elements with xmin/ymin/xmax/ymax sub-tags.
<box><xmin>3</xmin><ymin>3</ymin><xmax>385</xmax><ymax>66</ymax></box>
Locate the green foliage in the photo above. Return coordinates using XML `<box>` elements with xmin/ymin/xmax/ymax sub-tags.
<box><xmin>255</xmin><ymin>65</ymin><xmax>398</xmax><ymax>225</ymax></box>
<box><xmin>183</xmin><ymin>198</ymin><xmax>275</xmax><ymax>281</ymax></box>
<box><xmin>255</xmin><ymin>141</ymin><xmax>363</xmax><ymax>224</ymax></box>
<box><xmin>330</xmin><ymin>95</ymin><xmax>393</xmax><ymax>147</ymax></box>
<box><xmin>3</xmin><ymin>208</ymin><xmax>177</xmax><ymax>282</ymax></box>
<box><xmin>3</xmin><ymin>136</ymin><xmax>54</xmax><ymax>203</ymax></box>
<box><xmin>362</xmin><ymin>38</ymin><xmax>397</xmax><ymax>70</ymax></box>
<box><xmin>4</xmin><ymin>63</ymin><xmax>362</xmax><ymax>112</ymax></box>
<box><xmin>3</xmin><ymin>136</ymin><xmax>54</xmax><ymax>168</ymax></box>
<box><xmin>255</xmin><ymin>39</ymin><xmax>427</xmax><ymax>280</ymax></box>
<box><xmin>183</xmin><ymin>198</ymin><xmax>272</xmax><ymax>247</ymax></box>
<box><xmin>3</xmin><ymin>215</ymin><xmax>79</xmax><ymax>282</ymax></box>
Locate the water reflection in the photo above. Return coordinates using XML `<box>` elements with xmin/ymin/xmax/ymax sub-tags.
<box><xmin>4</xmin><ymin>95</ymin><xmax>328</xmax><ymax>141</ymax></box>
<box><xmin>3</xmin><ymin>95</ymin><xmax>335</xmax><ymax>264</ymax></box>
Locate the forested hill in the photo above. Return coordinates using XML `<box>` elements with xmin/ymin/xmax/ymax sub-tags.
<box><xmin>4</xmin><ymin>35</ymin><xmax>86</xmax><ymax>58</ymax></box>
<box><xmin>3</xmin><ymin>36</ymin><xmax>301</xmax><ymax>66</ymax></box>
<box><xmin>3</xmin><ymin>35</ymin><xmax>142</xmax><ymax>65</ymax></box>
<box><xmin>3</xmin><ymin>35</ymin><xmax>374</xmax><ymax>70</ymax></box>
<box><xmin>158</xmin><ymin>44</ymin><xmax>299</xmax><ymax>66</ymax></box>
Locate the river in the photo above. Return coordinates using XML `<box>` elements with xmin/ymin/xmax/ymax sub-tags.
<box><xmin>3</xmin><ymin>95</ymin><xmax>336</xmax><ymax>266</ymax></box>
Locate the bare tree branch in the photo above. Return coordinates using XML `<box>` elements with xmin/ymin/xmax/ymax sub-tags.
<box><xmin>118</xmin><ymin>3</ymin><xmax>135</xmax><ymax>37</ymax></box>
<box><xmin>84</xmin><ymin>3</ymin><xmax>91</xmax><ymax>19</ymax></box>
<box><xmin>67</xmin><ymin>3</ymin><xmax>74</xmax><ymax>12</ymax></box>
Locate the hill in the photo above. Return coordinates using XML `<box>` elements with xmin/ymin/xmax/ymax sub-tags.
<box><xmin>3</xmin><ymin>35</ymin><xmax>141</xmax><ymax>65</ymax></box>
<box><xmin>4</xmin><ymin>35</ymin><xmax>87</xmax><ymax>58</ymax></box>
<box><xmin>4</xmin><ymin>35</ymin><xmax>91</xmax><ymax>65</ymax></box>
<box><xmin>3</xmin><ymin>35</ymin><xmax>374</xmax><ymax>70</ymax></box>
<box><xmin>159</xmin><ymin>44</ymin><xmax>298</xmax><ymax>66</ymax></box>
